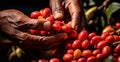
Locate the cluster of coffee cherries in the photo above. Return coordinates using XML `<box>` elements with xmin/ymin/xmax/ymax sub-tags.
<box><xmin>30</xmin><ymin>8</ymin><xmax>120</xmax><ymax>62</ymax></box>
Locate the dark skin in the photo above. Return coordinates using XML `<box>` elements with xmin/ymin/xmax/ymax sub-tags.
<box><xmin>50</xmin><ymin>0</ymin><xmax>86</xmax><ymax>31</ymax></box>
<box><xmin>0</xmin><ymin>0</ymin><xmax>86</xmax><ymax>57</ymax></box>
<box><xmin>0</xmin><ymin>9</ymin><xmax>68</xmax><ymax>50</ymax></box>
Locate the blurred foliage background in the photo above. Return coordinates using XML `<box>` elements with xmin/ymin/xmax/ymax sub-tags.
<box><xmin>83</xmin><ymin>0</ymin><xmax>120</xmax><ymax>34</ymax></box>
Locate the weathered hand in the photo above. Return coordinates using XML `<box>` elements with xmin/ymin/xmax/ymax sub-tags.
<box><xmin>50</xmin><ymin>0</ymin><xmax>87</xmax><ymax>32</ymax></box>
<box><xmin>0</xmin><ymin>9</ymin><xmax>68</xmax><ymax>50</ymax></box>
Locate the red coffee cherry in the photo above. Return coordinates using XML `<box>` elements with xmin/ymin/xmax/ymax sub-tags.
<box><xmin>50</xmin><ymin>58</ymin><xmax>60</xmax><ymax>62</ymax></box>
<box><xmin>30</xmin><ymin>11</ymin><xmax>41</xmax><ymax>18</ymax></box>
<box><xmin>97</xmin><ymin>40</ymin><xmax>107</xmax><ymax>50</ymax></box>
<box><xmin>81</xmin><ymin>50</ymin><xmax>92</xmax><ymax>58</ymax></box>
<box><xmin>113</xmin><ymin>35</ymin><xmax>120</xmax><ymax>42</ymax></box>
<box><xmin>115</xmin><ymin>22</ymin><xmax>120</xmax><ymax>29</ymax></box>
<box><xmin>105</xmin><ymin>35</ymin><xmax>114</xmax><ymax>44</ymax></box>
<box><xmin>101</xmin><ymin>32</ymin><xmax>109</xmax><ymax>40</ymax></box>
<box><xmin>90</xmin><ymin>35</ymin><xmax>101</xmax><ymax>45</ymax></box>
<box><xmin>114</xmin><ymin>44</ymin><xmax>120</xmax><ymax>54</ymax></box>
<box><xmin>78</xmin><ymin>30</ymin><xmax>88</xmax><ymax>41</ymax></box>
<box><xmin>67</xmin><ymin>49</ymin><xmax>74</xmax><ymax>54</ymax></box>
<box><xmin>96</xmin><ymin>53</ymin><xmax>104</xmax><ymax>60</ymax></box>
<box><xmin>87</xmin><ymin>56</ymin><xmax>96</xmax><ymax>62</ymax></box>
<box><xmin>69</xmin><ymin>30</ymin><xmax>78</xmax><ymax>39</ymax></box>
<box><xmin>42</xmin><ymin>8</ymin><xmax>51</xmax><ymax>18</ymax></box>
<box><xmin>72</xmin><ymin>39</ymin><xmax>81</xmax><ymax>49</ymax></box>
<box><xmin>63</xmin><ymin>54</ymin><xmax>73</xmax><ymax>62</ymax></box>
<box><xmin>88</xmin><ymin>32</ymin><xmax>96</xmax><ymax>39</ymax></box>
<box><xmin>92</xmin><ymin>49</ymin><xmax>100</xmax><ymax>56</ymax></box>
<box><xmin>61</xmin><ymin>25</ymin><xmax>71</xmax><ymax>33</ymax></box>
<box><xmin>102</xmin><ymin>46</ymin><xmax>111</xmax><ymax>56</ymax></box>
<box><xmin>81</xmin><ymin>39</ymin><xmax>89</xmax><ymax>49</ymax></box>
<box><xmin>77</xmin><ymin>58</ymin><xmax>86</xmax><ymax>62</ymax></box>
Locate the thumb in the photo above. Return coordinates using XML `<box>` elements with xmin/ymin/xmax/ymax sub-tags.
<box><xmin>50</xmin><ymin>0</ymin><xmax>64</xmax><ymax>20</ymax></box>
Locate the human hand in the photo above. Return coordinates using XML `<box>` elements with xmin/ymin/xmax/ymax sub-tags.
<box><xmin>0</xmin><ymin>9</ymin><xmax>68</xmax><ymax>50</ymax></box>
<box><xmin>50</xmin><ymin>0</ymin><xmax>87</xmax><ymax>32</ymax></box>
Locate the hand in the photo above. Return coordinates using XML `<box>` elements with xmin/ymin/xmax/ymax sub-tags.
<box><xmin>50</xmin><ymin>0</ymin><xmax>87</xmax><ymax>32</ymax></box>
<box><xmin>0</xmin><ymin>9</ymin><xmax>68</xmax><ymax>50</ymax></box>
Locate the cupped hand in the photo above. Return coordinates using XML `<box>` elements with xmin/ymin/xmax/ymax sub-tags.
<box><xmin>0</xmin><ymin>9</ymin><xmax>68</xmax><ymax>50</ymax></box>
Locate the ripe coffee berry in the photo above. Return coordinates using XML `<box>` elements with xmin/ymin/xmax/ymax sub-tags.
<box><xmin>90</xmin><ymin>35</ymin><xmax>101</xmax><ymax>45</ymax></box>
<box><xmin>30</xmin><ymin>11</ymin><xmax>41</xmax><ymax>18</ymax></box>
<box><xmin>61</xmin><ymin>25</ymin><xmax>71</xmax><ymax>33</ymax></box>
<box><xmin>81</xmin><ymin>50</ymin><xmax>92</xmax><ymax>58</ymax></box>
<box><xmin>102</xmin><ymin>46</ymin><xmax>111</xmax><ymax>56</ymax></box>
<box><xmin>72</xmin><ymin>39</ymin><xmax>81</xmax><ymax>49</ymax></box>
<box><xmin>88</xmin><ymin>32</ymin><xmax>96</xmax><ymax>39</ymax></box>
<box><xmin>69</xmin><ymin>30</ymin><xmax>78</xmax><ymax>39</ymax></box>
<box><xmin>81</xmin><ymin>39</ymin><xmax>89</xmax><ymax>49</ymax></box>
<box><xmin>78</xmin><ymin>30</ymin><xmax>88</xmax><ymax>41</ymax></box>
<box><xmin>92</xmin><ymin>49</ymin><xmax>100</xmax><ymax>56</ymax></box>
<box><xmin>42</xmin><ymin>8</ymin><xmax>51</xmax><ymax>18</ymax></box>
<box><xmin>63</xmin><ymin>54</ymin><xmax>73</xmax><ymax>62</ymax></box>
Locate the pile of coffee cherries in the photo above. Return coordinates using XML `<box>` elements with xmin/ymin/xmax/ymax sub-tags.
<box><xmin>30</xmin><ymin>8</ymin><xmax>120</xmax><ymax>62</ymax></box>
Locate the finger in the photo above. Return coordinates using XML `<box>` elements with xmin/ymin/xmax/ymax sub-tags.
<box><xmin>24</xmin><ymin>19</ymin><xmax>52</xmax><ymax>30</ymax></box>
<box><xmin>21</xmin><ymin>32</ymin><xmax>68</xmax><ymax>50</ymax></box>
<box><xmin>50</xmin><ymin>0</ymin><xmax>64</xmax><ymax>19</ymax></box>
<box><xmin>65</xmin><ymin>0</ymin><xmax>87</xmax><ymax>31</ymax></box>
<box><xmin>41</xmin><ymin>32</ymin><xmax>68</xmax><ymax>45</ymax></box>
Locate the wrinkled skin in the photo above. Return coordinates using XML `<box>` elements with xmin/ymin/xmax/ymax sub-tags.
<box><xmin>50</xmin><ymin>0</ymin><xmax>87</xmax><ymax>32</ymax></box>
<box><xmin>0</xmin><ymin>9</ymin><xmax>68</xmax><ymax>50</ymax></box>
<box><xmin>0</xmin><ymin>0</ymin><xmax>86</xmax><ymax>58</ymax></box>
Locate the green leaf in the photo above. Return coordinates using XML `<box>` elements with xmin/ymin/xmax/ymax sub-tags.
<box><xmin>101</xmin><ymin>16</ymin><xmax>105</xmax><ymax>27</ymax></box>
<box><xmin>105</xmin><ymin>2</ymin><xmax>120</xmax><ymax>24</ymax></box>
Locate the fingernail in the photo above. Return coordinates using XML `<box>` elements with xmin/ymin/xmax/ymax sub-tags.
<box><xmin>54</xmin><ymin>12</ymin><xmax>63</xmax><ymax>19</ymax></box>
<box><xmin>44</xmin><ymin>21</ymin><xmax>51</xmax><ymax>30</ymax></box>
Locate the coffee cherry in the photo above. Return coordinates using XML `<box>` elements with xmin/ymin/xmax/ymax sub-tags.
<box><xmin>114</xmin><ymin>44</ymin><xmax>120</xmax><ymax>54</ymax></box>
<box><xmin>29</xmin><ymin>29</ymin><xmax>39</xmax><ymax>35</ymax></box>
<box><xmin>71</xmin><ymin>60</ymin><xmax>77</xmax><ymax>62</ymax></box>
<box><xmin>92</xmin><ymin>49</ymin><xmax>100</xmax><ymax>56</ymax></box>
<box><xmin>97</xmin><ymin>40</ymin><xmax>107</xmax><ymax>50</ymax></box>
<box><xmin>49</xmin><ymin>58</ymin><xmax>60</xmax><ymax>62</ymax></box>
<box><xmin>67</xmin><ymin>49</ymin><xmax>74</xmax><ymax>54</ymax></box>
<box><xmin>38</xmin><ymin>59</ymin><xmax>48</xmax><ymax>62</ymax></box>
<box><xmin>65</xmin><ymin>42</ymin><xmax>72</xmax><ymax>49</ymax></box>
<box><xmin>73</xmin><ymin>49</ymin><xmax>81</xmax><ymax>59</ymax></box>
<box><xmin>87</xmin><ymin>56</ymin><xmax>96</xmax><ymax>62</ymax></box>
<box><xmin>77</xmin><ymin>58</ymin><xmax>86</xmax><ymax>62</ymax></box>
<box><xmin>52</xmin><ymin>22</ymin><xmax>61</xmax><ymax>32</ymax></box>
<box><xmin>115</xmin><ymin>22</ymin><xmax>120</xmax><ymax>29</ymax></box>
<box><xmin>30</xmin><ymin>11</ymin><xmax>41</xmax><ymax>18</ymax></box>
<box><xmin>90</xmin><ymin>35</ymin><xmax>101</xmax><ymax>45</ymax></box>
<box><xmin>81</xmin><ymin>50</ymin><xmax>92</xmax><ymax>58</ymax></box>
<box><xmin>78</xmin><ymin>30</ymin><xmax>88</xmax><ymax>41</ymax></box>
<box><xmin>81</xmin><ymin>39</ymin><xmax>89</xmax><ymax>49</ymax></box>
<box><xmin>69</xmin><ymin>30</ymin><xmax>78</xmax><ymax>39</ymax></box>
<box><xmin>101</xmin><ymin>32</ymin><xmax>109</xmax><ymax>40</ymax></box>
<box><xmin>72</xmin><ymin>39</ymin><xmax>81</xmax><ymax>49</ymax></box>
<box><xmin>96</xmin><ymin>53</ymin><xmax>104</xmax><ymax>60</ymax></box>
<box><xmin>88</xmin><ymin>32</ymin><xmax>96</xmax><ymax>39</ymax></box>
<box><xmin>42</xmin><ymin>8</ymin><xmax>51</xmax><ymax>18</ymax></box>
<box><xmin>63</xmin><ymin>54</ymin><xmax>73</xmax><ymax>62</ymax></box>
<box><xmin>102</xmin><ymin>46</ymin><xmax>111</xmax><ymax>56</ymax></box>
<box><xmin>62</xmin><ymin>25</ymin><xmax>71</xmax><ymax>33</ymax></box>
<box><xmin>46</xmin><ymin>15</ymin><xmax>54</xmax><ymax>24</ymax></box>
<box><xmin>105</xmin><ymin>35</ymin><xmax>114</xmax><ymax>44</ymax></box>
<box><xmin>113</xmin><ymin>35</ymin><xmax>120</xmax><ymax>42</ymax></box>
